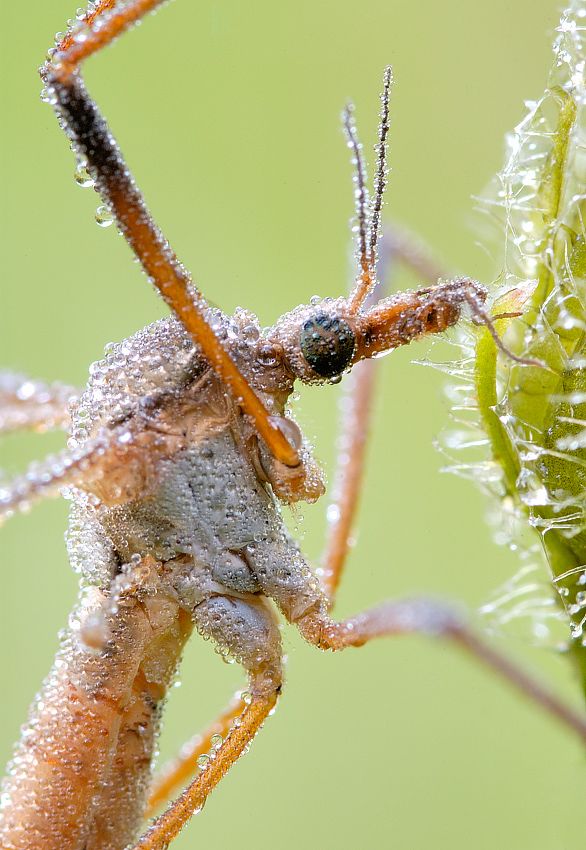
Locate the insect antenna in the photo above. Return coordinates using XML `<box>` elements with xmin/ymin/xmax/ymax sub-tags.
<box><xmin>342</xmin><ymin>102</ymin><xmax>371</xmax><ymax>303</ymax></box>
<box><xmin>368</xmin><ymin>67</ymin><xmax>392</xmax><ymax>274</ymax></box>
<box><xmin>464</xmin><ymin>288</ymin><xmax>545</xmax><ymax>368</ymax></box>
<box><xmin>348</xmin><ymin>67</ymin><xmax>393</xmax><ymax>314</ymax></box>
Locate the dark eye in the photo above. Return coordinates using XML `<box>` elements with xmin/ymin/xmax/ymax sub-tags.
<box><xmin>299</xmin><ymin>312</ymin><xmax>356</xmax><ymax>378</ymax></box>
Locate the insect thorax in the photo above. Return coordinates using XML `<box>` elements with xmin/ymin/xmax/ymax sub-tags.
<box><xmin>65</xmin><ymin>309</ymin><xmax>323</xmax><ymax>619</ymax></box>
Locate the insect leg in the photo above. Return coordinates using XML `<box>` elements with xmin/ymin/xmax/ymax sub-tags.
<box><xmin>0</xmin><ymin>372</ymin><xmax>78</xmax><ymax>434</ymax></box>
<box><xmin>50</xmin><ymin>0</ymin><xmax>165</xmax><ymax>74</ymax></box>
<box><xmin>132</xmin><ymin>594</ymin><xmax>283</xmax><ymax>850</ymax></box>
<box><xmin>377</xmin><ymin>224</ymin><xmax>449</xmax><ymax>287</ymax></box>
<box><xmin>145</xmin><ymin>693</ymin><xmax>246</xmax><ymax>818</ymax></box>
<box><xmin>321</xmin><ymin>227</ymin><xmax>448</xmax><ymax>603</ymax></box>
<box><xmin>0</xmin><ymin>422</ymin><xmax>167</xmax><ymax>525</ymax></box>
<box><xmin>41</xmin><ymin>2</ymin><xmax>299</xmax><ymax>469</ymax></box>
<box><xmin>250</xmin><ymin>516</ymin><xmax>586</xmax><ymax>739</ymax></box>
<box><xmin>293</xmin><ymin>598</ymin><xmax>586</xmax><ymax>743</ymax></box>
<box><xmin>319</xmin><ymin>358</ymin><xmax>377</xmax><ymax>603</ymax></box>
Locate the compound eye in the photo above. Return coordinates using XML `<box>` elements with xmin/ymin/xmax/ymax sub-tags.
<box><xmin>299</xmin><ymin>312</ymin><xmax>356</xmax><ymax>378</ymax></box>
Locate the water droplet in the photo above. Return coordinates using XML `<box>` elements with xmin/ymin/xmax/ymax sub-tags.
<box><xmin>197</xmin><ymin>754</ymin><xmax>209</xmax><ymax>768</ymax></box>
<box><xmin>73</xmin><ymin>24</ymin><xmax>91</xmax><ymax>44</ymax></box>
<box><xmin>326</xmin><ymin>503</ymin><xmax>341</xmax><ymax>523</ymax></box>
<box><xmin>74</xmin><ymin>164</ymin><xmax>94</xmax><ymax>188</ymax></box>
<box><xmin>40</xmin><ymin>86</ymin><xmax>57</xmax><ymax>105</ymax></box>
<box><xmin>95</xmin><ymin>205</ymin><xmax>114</xmax><ymax>227</ymax></box>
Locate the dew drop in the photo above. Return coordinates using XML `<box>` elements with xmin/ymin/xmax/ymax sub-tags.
<box><xmin>95</xmin><ymin>205</ymin><xmax>114</xmax><ymax>227</ymax></box>
<box><xmin>75</xmin><ymin>164</ymin><xmax>94</xmax><ymax>188</ymax></box>
<box><xmin>40</xmin><ymin>86</ymin><xmax>57</xmax><ymax>105</ymax></box>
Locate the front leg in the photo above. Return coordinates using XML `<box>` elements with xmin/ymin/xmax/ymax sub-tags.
<box><xmin>0</xmin><ymin>372</ymin><xmax>78</xmax><ymax>434</ymax></box>
<box><xmin>43</xmin><ymin>0</ymin><xmax>299</xmax><ymax>469</ymax></box>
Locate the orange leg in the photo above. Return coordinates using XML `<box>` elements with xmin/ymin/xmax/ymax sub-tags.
<box><xmin>306</xmin><ymin>231</ymin><xmax>586</xmax><ymax>743</ymax></box>
<box><xmin>136</xmin><ymin>691</ymin><xmax>277</xmax><ymax>850</ymax></box>
<box><xmin>293</xmin><ymin>598</ymin><xmax>586</xmax><ymax>742</ymax></box>
<box><xmin>321</xmin><ymin>227</ymin><xmax>448</xmax><ymax>603</ymax></box>
<box><xmin>147</xmin><ymin>225</ymin><xmax>450</xmax><ymax>812</ymax></box>
<box><xmin>132</xmin><ymin>593</ymin><xmax>283</xmax><ymax>850</ymax></box>
<box><xmin>377</xmin><ymin>224</ymin><xmax>449</xmax><ymax>286</ymax></box>
<box><xmin>0</xmin><ymin>372</ymin><xmax>78</xmax><ymax>434</ymax></box>
<box><xmin>145</xmin><ymin>693</ymin><xmax>246</xmax><ymax>818</ymax></box>
<box><xmin>319</xmin><ymin>358</ymin><xmax>376</xmax><ymax>603</ymax></box>
<box><xmin>42</xmin><ymin>1</ymin><xmax>299</xmax><ymax>469</ymax></box>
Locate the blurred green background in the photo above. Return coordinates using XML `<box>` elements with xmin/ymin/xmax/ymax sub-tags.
<box><xmin>0</xmin><ymin>1</ymin><xmax>583</xmax><ymax>848</ymax></box>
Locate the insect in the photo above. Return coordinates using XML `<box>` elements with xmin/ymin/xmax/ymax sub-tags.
<box><xmin>1</xmin><ymin>1</ymin><xmax>584</xmax><ymax>849</ymax></box>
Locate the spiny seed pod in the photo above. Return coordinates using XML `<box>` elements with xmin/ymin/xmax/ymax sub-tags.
<box><xmin>456</xmin><ymin>2</ymin><xmax>586</xmax><ymax>689</ymax></box>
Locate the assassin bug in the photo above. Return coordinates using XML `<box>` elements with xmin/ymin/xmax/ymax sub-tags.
<box><xmin>0</xmin><ymin>1</ymin><xmax>584</xmax><ymax>849</ymax></box>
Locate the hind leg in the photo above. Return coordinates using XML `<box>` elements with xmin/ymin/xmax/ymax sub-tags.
<box><xmin>133</xmin><ymin>593</ymin><xmax>283</xmax><ymax>850</ymax></box>
<box><xmin>144</xmin><ymin>693</ymin><xmax>246</xmax><ymax>818</ymax></box>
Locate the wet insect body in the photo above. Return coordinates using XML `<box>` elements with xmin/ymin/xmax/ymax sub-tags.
<box><xmin>1</xmin><ymin>2</ymin><xmax>585</xmax><ymax>849</ymax></box>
